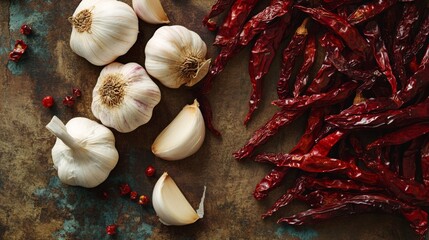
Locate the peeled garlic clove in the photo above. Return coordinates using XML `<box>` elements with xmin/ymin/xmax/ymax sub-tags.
<box><xmin>152</xmin><ymin>99</ymin><xmax>205</xmax><ymax>160</ymax></box>
<box><xmin>91</xmin><ymin>62</ymin><xmax>161</xmax><ymax>133</ymax></box>
<box><xmin>132</xmin><ymin>0</ymin><xmax>170</xmax><ymax>24</ymax></box>
<box><xmin>152</xmin><ymin>172</ymin><xmax>206</xmax><ymax>226</ymax></box>
<box><xmin>145</xmin><ymin>25</ymin><xmax>211</xmax><ymax>88</ymax></box>
<box><xmin>69</xmin><ymin>0</ymin><xmax>139</xmax><ymax>66</ymax></box>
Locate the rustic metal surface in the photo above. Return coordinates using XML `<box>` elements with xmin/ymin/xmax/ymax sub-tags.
<box><xmin>0</xmin><ymin>0</ymin><xmax>418</xmax><ymax>239</ymax></box>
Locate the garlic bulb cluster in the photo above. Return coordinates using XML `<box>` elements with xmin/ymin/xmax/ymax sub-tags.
<box><xmin>46</xmin><ymin>116</ymin><xmax>119</xmax><ymax>188</ymax></box>
<box><xmin>145</xmin><ymin>25</ymin><xmax>211</xmax><ymax>88</ymax></box>
<box><xmin>152</xmin><ymin>99</ymin><xmax>205</xmax><ymax>160</ymax></box>
<box><xmin>69</xmin><ymin>0</ymin><xmax>139</xmax><ymax>66</ymax></box>
<box><xmin>91</xmin><ymin>62</ymin><xmax>161</xmax><ymax>133</ymax></box>
<box><xmin>132</xmin><ymin>0</ymin><xmax>170</xmax><ymax>24</ymax></box>
<box><xmin>152</xmin><ymin>172</ymin><xmax>206</xmax><ymax>226</ymax></box>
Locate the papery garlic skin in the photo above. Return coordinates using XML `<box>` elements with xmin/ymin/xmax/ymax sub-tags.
<box><xmin>132</xmin><ymin>0</ymin><xmax>170</xmax><ymax>24</ymax></box>
<box><xmin>46</xmin><ymin>116</ymin><xmax>119</xmax><ymax>188</ymax></box>
<box><xmin>152</xmin><ymin>172</ymin><xmax>202</xmax><ymax>226</ymax></box>
<box><xmin>70</xmin><ymin>0</ymin><xmax>139</xmax><ymax>66</ymax></box>
<box><xmin>152</xmin><ymin>99</ymin><xmax>205</xmax><ymax>160</ymax></box>
<box><xmin>92</xmin><ymin>62</ymin><xmax>161</xmax><ymax>133</ymax></box>
<box><xmin>145</xmin><ymin>25</ymin><xmax>211</xmax><ymax>88</ymax></box>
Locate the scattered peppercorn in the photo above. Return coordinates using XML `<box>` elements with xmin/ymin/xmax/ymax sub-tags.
<box><xmin>130</xmin><ymin>191</ymin><xmax>138</xmax><ymax>201</ymax></box>
<box><xmin>138</xmin><ymin>195</ymin><xmax>149</xmax><ymax>205</ymax></box>
<box><xmin>72</xmin><ymin>88</ymin><xmax>82</xmax><ymax>98</ymax></box>
<box><xmin>20</xmin><ymin>24</ymin><xmax>32</xmax><ymax>35</ymax></box>
<box><xmin>106</xmin><ymin>224</ymin><xmax>117</xmax><ymax>236</ymax></box>
<box><xmin>42</xmin><ymin>96</ymin><xmax>54</xmax><ymax>108</ymax></box>
<box><xmin>8</xmin><ymin>40</ymin><xmax>28</xmax><ymax>62</ymax></box>
<box><xmin>62</xmin><ymin>96</ymin><xmax>75</xmax><ymax>107</ymax></box>
<box><xmin>119</xmin><ymin>183</ymin><xmax>131</xmax><ymax>196</ymax></box>
<box><xmin>145</xmin><ymin>165</ymin><xmax>156</xmax><ymax>177</ymax></box>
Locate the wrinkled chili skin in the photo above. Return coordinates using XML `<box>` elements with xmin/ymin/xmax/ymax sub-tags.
<box><xmin>295</xmin><ymin>6</ymin><xmax>370</xmax><ymax>55</ymax></box>
<box><xmin>327</xmin><ymin>98</ymin><xmax>429</xmax><ymax>129</ymax></box>
<box><xmin>290</xmin><ymin>108</ymin><xmax>325</xmax><ymax>154</ymax></box>
<box><xmin>202</xmin><ymin>0</ymin><xmax>235</xmax><ymax>31</ymax></box>
<box><xmin>367</xmin><ymin>122</ymin><xmax>429</xmax><ymax>149</ymax></box>
<box><xmin>233</xmin><ymin>110</ymin><xmax>304</xmax><ymax>160</ymax></box>
<box><xmin>321</xmin><ymin>0</ymin><xmax>362</xmax><ymax>10</ymax></box>
<box><xmin>405</xmin><ymin>13</ymin><xmax>429</xmax><ymax>63</ymax></box>
<box><xmin>293</xmin><ymin>34</ymin><xmax>316</xmax><ymax>97</ymax></box>
<box><xmin>239</xmin><ymin>0</ymin><xmax>293</xmax><ymax>46</ymax></box>
<box><xmin>277</xmin><ymin>19</ymin><xmax>309</xmax><ymax>99</ymax></box>
<box><xmin>245</xmin><ymin>16</ymin><xmax>290</xmax><ymax>125</ymax></box>
<box><xmin>273</xmin><ymin>81</ymin><xmax>359</xmax><ymax>110</ymax></box>
<box><xmin>309</xmin><ymin>130</ymin><xmax>346</xmax><ymax>157</ymax></box>
<box><xmin>421</xmin><ymin>137</ymin><xmax>429</xmax><ymax>186</ymax></box>
<box><xmin>254</xmin><ymin>167</ymin><xmax>288</xmax><ymax>200</ymax></box>
<box><xmin>347</xmin><ymin>0</ymin><xmax>397</xmax><ymax>25</ymax></box>
<box><xmin>364</xmin><ymin>21</ymin><xmax>397</xmax><ymax>94</ymax></box>
<box><xmin>305</xmin><ymin>57</ymin><xmax>336</xmax><ymax>94</ymax></box>
<box><xmin>402</xmin><ymin>137</ymin><xmax>424</xmax><ymax>181</ymax></box>
<box><xmin>194</xmin><ymin>91</ymin><xmax>221</xmax><ymax>137</ymax></box>
<box><xmin>393</xmin><ymin>3</ymin><xmax>419</xmax><ymax>88</ymax></box>
<box><xmin>214</xmin><ymin>0</ymin><xmax>260</xmax><ymax>46</ymax></box>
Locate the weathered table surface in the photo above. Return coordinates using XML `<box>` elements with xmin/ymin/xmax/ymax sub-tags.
<box><xmin>0</xmin><ymin>1</ymin><xmax>418</xmax><ymax>239</ymax></box>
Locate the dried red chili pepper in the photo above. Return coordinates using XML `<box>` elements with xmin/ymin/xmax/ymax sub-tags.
<box><xmin>305</xmin><ymin>57</ymin><xmax>336</xmax><ymax>95</ymax></box>
<box><xmin>239</xmin><ymin>0</ymin><xmax>293</xmax><ymax>46</ymax></box>
<box><xmin>364</xmin><ymin>21</ymin><xmax>398</xmax><ymax>94</ymax></box>
<box><xmin>277</xmin><ymin>18</ymin><xmax>309</xmax><ymax>99</ymax></box>
<box><xmin>273</xmin><ymin>81</ymin><xmax>359</xmax><ymax>110</ymax></box>
<box><xmin>8</xmin><ymin>40</ymin><xmax>28</xmax><ymax>62</ymax></box>
<box><xmin>327</xmin><ymin>98</ymin><xmax>429</xmax><ymax>129</ymax></box>
<box><xmin>421</xmin><ymin>137</ymin><xmax>429</xmax><ymax>186</ymax></box>
<box><xmin>278</xmin><ymin>194</ymin><xmax>428</xmax><ymax>237</ymax></box>
<box><xmin>402</xmin><ymin>137</ymin><xmax>424</xmax><ymax>181</ymax></box>
<box><xmin>321</xmin><ymin>0</ymin><xmax>363</xmax><ymax>10</ymax></box>
<box><xmin>393</xmin><ymin>3</ymin><xmax>419</xmax><ymax>88</ymax></box>
<box><xmin>409</xmin><ymin>56</ymin><xmax>419</xmax><ymax>73</ymax></box>
<box><xmin>405</xmin><ymin>13</ymin><xmax>429</xmax><ymax>63</ymax></box>
<box><xmin>295</xmin><ymin>6</ymin><xmax>370</xmax><ymax>55</ymax></box>
<box><xmin>195</xmin><ymin>92</ymin><xmax>221</xmax><ymax>136</ymax></box>
<box><xmin>347</xmin><ymin>0</ymin><xmax>397</xmax><ymax>25</ymax></box>
<box><xmin>233</xmin><ymin>110</ymin><xmax>304</xmax><ymax>160</ymax></box>
<box><xmin>213</xmin><ymin>0</ymin><xmax>260</xmax><ymax>46</ymax></box>
<box><xmin>293</xmin><ymin>34</ymin><xmax>316</xmax><ymax>97</ymax></box>
<box><xmin>253</xmin><ymin>167</ymin><xmax>288</xmax><ymax>200</ymax></box>
<box><xmin>297</xmin><ymin>190</ymin><xmax>356</xmax><ymax>208</ymax></box>
<box><xmin>202</xmin><ymin>0</ymin><xmax>234</xmax><ymax>31</ymax></box>
<box><xmin>290</xmin><ymin>108</ymin><xmax>326</xmax><ymax>154</ymax></box>
<box><xmin>245</xmin><ymin>16</ymin><xmax>290</xmax><ymax>124</ymax></box>
<box><xmin>309</xmin><ymin>130</ymin><xmax>347</xmax><ymax>157</ymax></box>
<box><xmin>367</xmin><ymin>122</ymin><xmax>429</xmax><ymax>149</ymax></box>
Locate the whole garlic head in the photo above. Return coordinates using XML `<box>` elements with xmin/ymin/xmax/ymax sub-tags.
<box><xmin>145</xmin><ymin>25</ymin><xmax>211</xmax><ymax>88</ymax></box>
<box><xmin>46</xmin><ymin>116</ymin><xmax>119</xmax><ymax>188</ymax></box>
<box><xmin>69</xmin><ymin>0</ymin><xmax>139</xmax><ymax>66</ymax></box>
<box><xmin>92</xmin><ymin>62</ymin><xmax>161</xmax><ymax>133</ymax></box>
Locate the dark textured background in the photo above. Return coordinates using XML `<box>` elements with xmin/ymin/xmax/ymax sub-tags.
<box><xmin>0</xmin><ymin>0</ymin><xmax>417</xmax><ymax>239</ymax></box>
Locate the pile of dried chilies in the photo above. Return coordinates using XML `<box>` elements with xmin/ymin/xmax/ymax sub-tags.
<box><xmin>198</xmin><ymin>0</ymin><xmax>429</xmax><ymax>238</ymax></box>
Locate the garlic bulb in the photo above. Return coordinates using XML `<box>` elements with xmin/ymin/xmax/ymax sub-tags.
<box><xmin>46</xmin><ymin>116</ymin><xmax>119</xmax><ymax>188</ymax></box>
<box><xmin>152</xmin><ymin>99</ymin><xmax>205</xmax><ymax>160</ymax></box>
<box><xmin>152</xmin><ymin>172</ymin><xmax>206</xmax><ymax>226</ymax></box>
<box><xmin>69</xmin><ymin>0</ymin><xmax>139</xmax><ymax>66</ymax></box>
<box><xmin>145</xmin><ymin>25</ymin><xmax>211</xmax><ymax>88</ymax></box>
<box><xmin>91</xmin><ymin>62</ymin><xmax>161</xmax><ymax>133</ymax></box>
<box><xmin>132</xmin><ymin>0</ymin><xmax>170</xmax><ymax>24</ymax></box>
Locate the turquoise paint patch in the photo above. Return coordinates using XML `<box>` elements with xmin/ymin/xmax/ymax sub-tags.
<box><xmin>276</xmin><ymin>225</ymin><xmax>318</xmax><ymax>240</ymax></box>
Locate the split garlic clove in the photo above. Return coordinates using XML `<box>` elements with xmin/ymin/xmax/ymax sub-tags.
<box><xmin>152</xmin><ymin>99</ymin><xmax>205</xmax><ymax>160</ymax></box>
<box><xmin>46</xmin><ymin>116</ymin><xmax>119</xmax><ymax>188</ymax></box>
<box><xmin>152</xmin><ymin>172</ymin><xmax>206</xmax><ymax>226</ymax></box>
<box><xmin>69</xmin><ymin>0</ymin><xmax>139</xmax><ymax>66</ymax></box>
<box><xmin>91</xmin><ymin>62</ymin><xmax>161</xmax><ymax>133</ymax></box>
<box><xmin>145</xmin><ymin>25</ymin><xmax>211</xmax><ymax>88</ymax></box>
<box><xmin>132</xmin><ymin>0</ymin><xmax>170</xmax><ymax>24</ymax></box>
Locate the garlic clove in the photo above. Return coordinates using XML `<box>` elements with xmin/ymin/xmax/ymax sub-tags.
<box><xmin>152</xmin><ymin>172</ymin><xmax>206</xmax><ymax>226</ymax></box>
<box><xmin>152</xmin><ymin>99</ymin><xmax>205</xmax><ymax>160</ymax></box>
<box><xmin>132</xmin><ymin>0</ymin><xmax>170</xmax><ymax>24</ymax></box>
